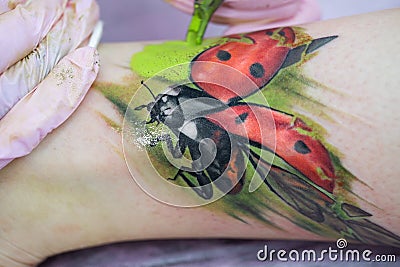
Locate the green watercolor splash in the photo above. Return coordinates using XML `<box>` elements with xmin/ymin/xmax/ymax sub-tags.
<box><xmin>130</xmin><ymin>35</ymin><xmax>256</xmax><ymax>82</ymax></box>
<box><xmin>130</xmin><ymin>39</ymin><xmax>217</xmax><ymax>82</ymax></box>
<box><xmin>93</xmin><ymin>82</ymin><xmax>134</xmax><ymax>115</ymax></box>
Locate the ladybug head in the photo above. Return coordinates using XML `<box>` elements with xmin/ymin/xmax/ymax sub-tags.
<box><xmin>135</xmin><ymin>82</ymin><xmax>185</xmax><ymax>128</ymax></box>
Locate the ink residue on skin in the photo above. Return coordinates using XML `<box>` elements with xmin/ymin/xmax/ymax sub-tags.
<box><xmin>97</xmin><ymin>112</ymin><xmax>122</xmax><ymax>133</ymax></box>
<box><xmin>93</xmin><ymin>81</ymin><xmax>136</xmax><ymax>115</ymax></box>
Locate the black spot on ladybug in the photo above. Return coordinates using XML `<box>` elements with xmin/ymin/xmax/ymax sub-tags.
<box><xmin>294</xmin><ymin>140</ymin><xmax>311</xmax><ymax>154</ymax></box>
<box><xmin>235</xmin><ymin>112</ymin><xmax>249</xmax><ymax>124</ymax></box>
<box><xmin>249</xmin><ymin>63</ymin><xmax>265</xmax><ymax>78</ymax></box>
<box><xmin>265</xmin><ymin>30</ymin><xmax>273</xmax><ymax>36</ymax></box>
<box><xmin>216</xmin><ymin>50</ymin><xmax>231</xmax><ymax>61</ymax></box>
<box><xmin>278</xmin><ymin>30</ymin><xmax>286</xmax><ymax>38</ymax></box>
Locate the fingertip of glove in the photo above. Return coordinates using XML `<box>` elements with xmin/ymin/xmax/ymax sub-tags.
<box><xmin>65</xmin><ymin>46</ymin><xmax>100</xmax><ymax>72</ymax></box>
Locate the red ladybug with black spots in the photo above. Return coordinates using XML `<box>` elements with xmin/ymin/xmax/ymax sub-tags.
<box><xmin>135</xmin><ymin>27</ymin><xmax>400</xmax><ymax>246</ymax></box>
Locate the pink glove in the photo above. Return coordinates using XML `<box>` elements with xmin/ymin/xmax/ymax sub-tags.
<box><xmin>0</xmin><ymin>0</ymin><xmax>101</xmax><ymax>170</ymax></box>
<box><xmin>0</xmin><ymin>0</ymin><xmax>26</xmax><ymax>15</ymax></box>
<box><xmin>0</xmin><ymin>0</ymin><xmax>99</xmax><ymax>118</ymax></box>
<box><xmin>167</xmin><ymin>0</ymin><xmax>321</xmax><ymax>34</ymax></box>
<box><xmin>0</xmin><ymin>0</ymin><xmax>68</xmax><ymax>73</ymax></box>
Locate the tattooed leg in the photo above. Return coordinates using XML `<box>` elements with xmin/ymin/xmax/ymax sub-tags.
<box><xmin>0</xmin><ymin>9</ymin><xmax>400</xmax><ymax>267</ymax></box>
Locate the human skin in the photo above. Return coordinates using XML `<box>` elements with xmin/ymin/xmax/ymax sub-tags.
<box><xmin>0</xmin><ymin>9</ymin><xmax>400</xmax><ymax>267</ymax></box>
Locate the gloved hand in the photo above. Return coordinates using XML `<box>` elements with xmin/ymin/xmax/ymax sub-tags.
<box><xmin>166</xmin><ymin>0</ymin><xmax>321</xmax><ymax>34</ymax></box>
<box><xmin>0</xmin><ymin>0</ymin><xmax>101</xmax><ymax>169</ymax></box>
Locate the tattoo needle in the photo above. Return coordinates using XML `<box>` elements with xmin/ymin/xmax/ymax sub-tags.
<box><xmin>89</xmin><ymin>21</ymin><xmax>104</xmax><ymax>48</ymax></box>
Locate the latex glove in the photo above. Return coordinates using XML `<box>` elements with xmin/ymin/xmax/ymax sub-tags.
<box><xmin>0</xmin><ymin>0</ymin><xmax>26</xmax><ymax>14</ymax></box>
<box><xmin>0</xmin><ymin>0</ymin><xmax>101</xmax><ymax>169</ymax></box>
<box><xmin>166</xmin><ymin>0</ymin><xmax>321</xmax><ymax>35</ymax></box>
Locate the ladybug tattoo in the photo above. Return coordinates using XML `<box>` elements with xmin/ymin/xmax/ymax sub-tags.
<box><xmin>137</xmin><ymin>27</ymin><xmax>337</xmax><ymax>199</ymax></box>
<box><xmin>135</xmin><ymin>27</ymin><xmax>400</xmax><ymax>246</ymax></box>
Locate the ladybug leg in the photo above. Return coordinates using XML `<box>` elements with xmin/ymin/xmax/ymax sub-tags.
<box><xmin>156</xmin><ymin>134</ymin><xmax>186</xmax><ymax>159</ymax></box>
<box><xmin>174</xmin><ymin>170</ymin><xmax>213</xmax><ymax>199</ymax></box>
<box><xmin>160</xmin><ymin>135</ymin><xmax>213</xmax><ymax>199</ymax></box>
<box><xmin>167</xmin><ymin>170</ymin><xmax>181</xmax><ymax>181</ymax></box>
<box><xmin>247</xmin><ymin>149</ymin><xmax>269</xmax><ymax>179</ymax></box>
